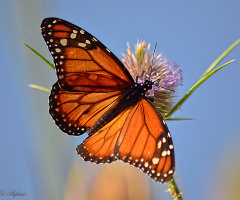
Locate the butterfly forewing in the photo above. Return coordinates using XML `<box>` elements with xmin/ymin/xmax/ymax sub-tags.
<box><xmin>42</xmin><ymin>17</ymin><xmax>134</xmax><ymax>135</ymax></box>
<box><xmin>41</xmin><ymin>18</ymin><xmax>134</xmax><ymax>92</ymax></box>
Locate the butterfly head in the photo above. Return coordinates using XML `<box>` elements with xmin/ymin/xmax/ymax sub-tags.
<box><xmin>131</xmin><ymin>80</ymin><xmax>154</xmax><ymax>98</ymax></box>
<box><xmin>143</xmin><ymin>80</ymin><xmax>153</xmax><ymax>91</ymax></box>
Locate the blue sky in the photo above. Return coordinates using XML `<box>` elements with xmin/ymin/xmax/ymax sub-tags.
<box><xmin>1</xmin><ymin>1</ymin><xmax>240</xmax><ymax>200</ymax></box>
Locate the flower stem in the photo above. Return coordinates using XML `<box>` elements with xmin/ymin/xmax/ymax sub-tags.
<box><xmin>167</xmin><ymin>179</ymin><xmax>183</xmax><ymax>200</ymax></box>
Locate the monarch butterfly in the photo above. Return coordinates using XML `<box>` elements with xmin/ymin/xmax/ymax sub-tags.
<box><xmin>41</xmin><ymin>18</ymin><xmax>175</xmax><ymax>183</ymax></box>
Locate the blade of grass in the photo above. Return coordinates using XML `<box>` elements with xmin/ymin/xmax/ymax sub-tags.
<box><xmin>164</xmin><ymin>118</ymin><xmax>194</xmax><ymax>121</ymax></box>
<box><xmin>165</xmin><ymin>59</ymin><xmax>234</xmax><ymax>118</ymax></box>
<box><xmin>22</xmin><ymin>42</ymin><xmax>55</xmax><ymax>70</ymax></box>
<box><xmin>28</xmin><ymin>84</ymin><xmax>50</xmax><ymax>93</ymax></box>
<box><xmin>200</xmin><ymin>39</ymin><xmax>240</xmax><ymax>79</ymax></box>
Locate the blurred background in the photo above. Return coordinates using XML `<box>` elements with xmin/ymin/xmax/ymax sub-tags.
<box><xmin>1</xmin><ymin>0</ymin><xmax>240</xmax><ymax>199</ymax></box>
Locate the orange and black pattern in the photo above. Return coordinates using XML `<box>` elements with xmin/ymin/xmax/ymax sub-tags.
<box><xmin>41</xmin><ymin>18</ymin><xmax>175</xmax><ymax>183</ymax></box>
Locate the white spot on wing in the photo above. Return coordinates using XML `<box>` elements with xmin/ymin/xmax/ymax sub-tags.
<box><xmin>60</xmin><ymin>39</ymin><xmax>67</xmax><ymax>46</ymax></box>
<box><xmin>152</xmin><ymin>157</ymin><xmax>159</xmax><ymax>164</ymax></box>
<box><xmin>144</xmin><ymin>162</ymin><xmax>149</xmax><ymax>168</ymax></box>
<box><xmin>78</xmin><ymin>43</ymin><xmax>86</xmax><ymax>47</ymax></box>
<box><xmin>70</xmin><ymin>33</ymin><xmax>76</xmax><ymax>39</ymax></box>
<box><xmin>162</xmin><ymin>137</ymin><xmax>166</xmax><ymax>143</ymax></box>
<box><xmin>80</xmin><ymin>29</ymin><xmax>85</xmax><ymax>34</ymax></box>
<box><xmin>162</xmin><ymin>151</ymin><xmax>167</xmax><ymax>156</ymax></box>
<box><xmin>167</xmin><ymin>150</ymin><xmax>171</xmax><ymax>155</ymax></box>
<box><xmin>55</xmin><ymin>48</ymin><xmax>61</xmax><ymax>53</ymax></box>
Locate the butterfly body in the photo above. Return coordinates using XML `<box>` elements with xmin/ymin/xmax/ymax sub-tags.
<box><xmin>87</xmin><ymin>80</ymin><xmax>154</xmax><ymax>135</ymax></box>
<box><xmin>42</xmin><ymin>18</ymin><xmax>175</xmax><ymax>183</ymax></box>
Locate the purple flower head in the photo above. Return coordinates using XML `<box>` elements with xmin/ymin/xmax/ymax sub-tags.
<box><xmin>121</xmin><ymin>41</ymin><xmax>183</xmax><ymax>115</ymax></box>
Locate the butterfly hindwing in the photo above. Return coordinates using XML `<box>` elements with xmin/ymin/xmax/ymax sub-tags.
<box><xmin>49</xmin><ymin>82</ymin><xmax>122</xmax><ymax>135</ymax></box>
<box><xmin>76</xmin><ymin>106</ymin><xmax>133</xmax><ymax>163</ymax></box>
<box><xmin>115</xmin><ymin>98</ymin><xmax>175</xmax><ymax>182</ymax></box>
<box><xmin>77</xmin><ymin>98</ymin><xmax>175</xmax><ymax>182</ymax></box>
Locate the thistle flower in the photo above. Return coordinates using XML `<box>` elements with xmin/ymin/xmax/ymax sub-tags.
<box><xmin>121</xmin><ymin>41</ymin><xmax>183</xmax><ymax>116</ymax></box>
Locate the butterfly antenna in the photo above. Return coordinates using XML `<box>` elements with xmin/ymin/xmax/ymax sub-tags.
<box><xmin>152</xmin><ymin>77</ymin><xmax>175</xmax><ymax>92</ymax></box>
<box><xmin>162</xmin><ymin>87</ymin><xmax>175</xmax><ymax>92</ymax></box>
<box><xmin>136</xmin><ymin>70</ymin><xmax>145</xmax><ymax>83</ymax></box>
<box><xmin>148</xmin><ymin>42</ymin><xmax>157</xmax><ymax>80</ymax></box>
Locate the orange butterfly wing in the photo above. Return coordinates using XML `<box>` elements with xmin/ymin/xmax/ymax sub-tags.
<box><xmin>115</xmin><ymin>99</ymin><xmax>175</xmax><ymax>182</ymax></box>
<box><xmin>42</xmin><ymin>18</ymin><xmax>175</xmax><ymax>183</ymax></box>
<box><xmin>41</xmin><ymin>18</ymin><xmax>134</xmax><ymax>135</ymax></box>
<box><xmin>49</xmin><ymin>82</ymin><xmax>122</xmax><ymax>135</ymax></box>
<box><xmin>77</xmin><ymin>106</ymin><xmax>132</xmax><ymax>163</ymax></box>
<box><xmin>41</xmin><ymin>18</ymin><xmax>133</xmax><ymax>92</ymax></box>
<box><xmin>77</xmin><ymin>99</ymin><xmax>175</xmax><ymax>182</ymax></box>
